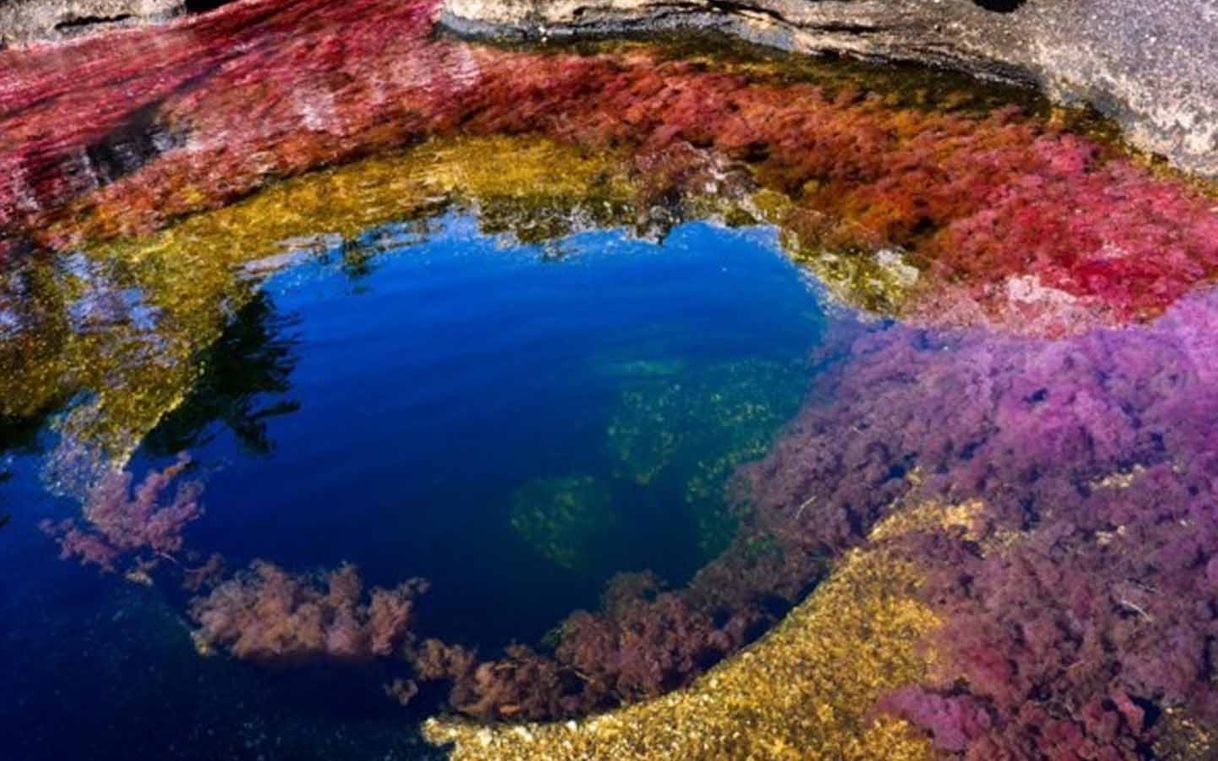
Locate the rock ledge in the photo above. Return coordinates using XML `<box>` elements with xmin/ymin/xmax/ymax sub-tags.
<box><xmin>440</xmin><ymin>0</ymin><xmax>1218</xmax><ymax>178</ymax></box>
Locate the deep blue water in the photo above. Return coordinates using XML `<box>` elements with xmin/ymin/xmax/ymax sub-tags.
<box><xmin>0</xmin><ymin>216</ymin><xmax>828</xmax><ymax>760</ymax></box>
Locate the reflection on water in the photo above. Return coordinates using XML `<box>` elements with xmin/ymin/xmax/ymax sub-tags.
<box><xmin>142</xmin><ymin>292</ymin><xmax>300</xmax><ymax>457</ymax></box>
<box><xmin>0</xmin><ymin>136</ymin><xmax>639</xmax><ymax>488</ymax></box>
<box><xmin>0</xmin><ymin>205</ymin><xmax>826</xmax><ymax>759</ymax></box>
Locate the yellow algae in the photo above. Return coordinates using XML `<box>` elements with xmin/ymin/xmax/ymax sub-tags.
<box><xmin>1</xmin><ymin>135</ymin><xmax>636</xmax><ymax>475</ymax></box>
<box><xmin>422</xmin><ymin>506</ymin><xmax>973</xmax><ymax>761</ymax></box>
<box><xmin>745</xmin><ymin>188</ymin><xmax>920</xmax><ymax>315</ymax></box>
<box><xmin>4</xmin><ymin>129</ymin><xmax>968</xmax><ymax>483</ymax></box>
<box><xmin>97</xmin><ymin>133</ymin><xmax>634</xmax><ymax>314</ymax></box>
<box><xmin>1155</xmin><ymin>708</ymin><xmax>1218</xmax><ymax>761</ymax></box>
<box><xmin>868</xmin><ymin>498</ymin><xmax>985</xmax><ymax>543</ymax></box>
<box><xmin>3</xmin><ymin>131</ymin><xmax>952</xmax><ymax>480</ymax></box>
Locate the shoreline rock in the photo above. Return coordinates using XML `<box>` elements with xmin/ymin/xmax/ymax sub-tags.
<box><xmin>439</xmin><ymin>0</ymin><xmax>1218</xmax><ymax>179</ymax></box>
<box><xmin>0</xmin><ymin>0</ymin><xmax>183</xmax><ymax>46</ymax></box>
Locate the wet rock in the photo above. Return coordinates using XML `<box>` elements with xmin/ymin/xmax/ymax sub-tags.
<box><xmin>0</xmin><ymin>0</ymin><xmax>183</xmax><ymax>46</ymax></box>
<box><xmin>439</xmin><ymin>0</ymin><xmax>1218</xmax><ymax>178</ymax></box>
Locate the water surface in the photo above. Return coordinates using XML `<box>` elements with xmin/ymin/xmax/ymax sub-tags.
<box><xmin>0</xmin><ymin>214</ymin><xmax>828</xmax><ymax>760</ymax></box>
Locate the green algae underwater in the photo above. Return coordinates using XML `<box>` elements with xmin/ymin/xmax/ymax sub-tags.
<box><xmin>4</xmin><ymin>1</ymin><xmax>1218</xmax><ymax>759</ymax></box>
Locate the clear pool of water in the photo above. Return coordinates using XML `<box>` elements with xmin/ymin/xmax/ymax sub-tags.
<box><xmin>0</xmin><ymin>213</ymin><xmax>830</xmax><ymax>760</ymax></box>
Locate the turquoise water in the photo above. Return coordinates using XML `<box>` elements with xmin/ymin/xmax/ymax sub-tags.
<box><xmin>0</xmin><ymin>215</ymin><xmax>828</xmax><ymax>760</ymax></box>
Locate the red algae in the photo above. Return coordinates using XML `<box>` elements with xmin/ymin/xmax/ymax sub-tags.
<box><xmin>3</xmin><ymin>0</ymin><xmax>1218</xmax><ymax>332</ymax></box>
<box><xmin>40</xmin><ymin>453</ymin><xmax>202</xmax><ymax>574</ymax></box>
<box><xmin>189</xmin><ymin>560</ymin><xmax>429</xmax><ymax>661</ymax></box>
<box><xmin>406</xmin><ymin>572</ymin><xmax>756</xmax><ymax>721</ymax></box>
<box><xmin>742</xmin><ymin>289</ymin><xmax>1218</xmax><ymax>758</ymax></box>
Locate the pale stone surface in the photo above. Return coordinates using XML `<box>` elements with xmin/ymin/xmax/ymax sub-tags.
<box><xmin>0</xmin><ymin>0</ymin><xmax>182</xmax><ymax>46</ymax></box>
<box><xmin>440</xmin><ymin>0</ymin><xmax>1218</xmax><ymax>178</ymax></box>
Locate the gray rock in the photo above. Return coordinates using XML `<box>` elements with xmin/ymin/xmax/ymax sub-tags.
<box><xmin>440</xmin><ymin>0</ymin><xmax>1218</xmax><ymax>178</ymax></box>
<box><xmin>0</xmin><ymin>0</ymin><xmax>183</xmax><ymax>47</ymax></box>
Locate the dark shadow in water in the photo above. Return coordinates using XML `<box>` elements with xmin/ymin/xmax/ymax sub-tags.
<box><xmin>83</xmin><ymin>100</ymin><xmax>185</xmax><ymax>187</ymax></box>
<box><xmin>0</xmin><ymin>411</ymin><xmax>47</xmax><ymax>458</ymax></box>
<box><xmin>144</xmin><ymin>291</ymin><xmax>301</xmax><ymax>456</ymax></box>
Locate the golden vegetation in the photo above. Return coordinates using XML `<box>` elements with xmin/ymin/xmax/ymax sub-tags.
<box><xmin>422</xmin><ymin>505</ymin><xmax>981</xmax><ymax>761</ymax></box>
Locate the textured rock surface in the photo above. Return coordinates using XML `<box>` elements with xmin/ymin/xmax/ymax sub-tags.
<box><xmin>440</xmin><ymin>0</ymin><xmax>1218</xmax><ymax>178</ymax></box>
<box><xmin>0</xmin><ymin>0</ymin><xmax>182</xmax><ymax>46</ymax></box>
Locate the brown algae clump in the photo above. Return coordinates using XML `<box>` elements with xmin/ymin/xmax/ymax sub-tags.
<box><xmin>422</xmin><ymin>507</ymin><xmax>960</xmax><ymax>761</ymax></box>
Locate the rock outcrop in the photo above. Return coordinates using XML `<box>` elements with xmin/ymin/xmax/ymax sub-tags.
<box><xmin>440</xmin><ymin>0</ymin><xmax>1218</xmax><ymax>179</ymax></box>
<box><xmin>0</xmin><ymin>0</ymin><xmax>183</xmax><ymax>46</ymax></box>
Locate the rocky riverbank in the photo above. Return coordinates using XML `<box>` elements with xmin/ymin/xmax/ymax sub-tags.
<box><xmin>439</xmin><ymin>0</ymin><xmax>1218</xmax><ymax>179</ymax></box>
<box><xmin>6</xmin><ymin>0</ymin><xmax>1213</xmax><ymax>180</ymax></box>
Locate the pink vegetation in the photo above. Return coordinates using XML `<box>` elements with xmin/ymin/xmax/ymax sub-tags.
<box><xmin>743</xmin><ymin>290</ymin><xmax>1218</xmax><ymax>757</ymax></box>
<box><xmin>189</xmin><ymin>560</ymin><xmax>428</xmax><ymax>661</ymax></box>
<box><xmin>887</xmin><ymin>459</ymin><xmax>1218</xmax><ymax>760</ymax></box>
<box><xmin>2</xmin><ymin>0</ymin><xmax>1218</xmax><ymax>332</ymax></box>
<box><xmin>409</xmin><ymin>571</ymin><xmax>752</xmax><ymax>721</ymax></box>
<box><xmin>40</xmin><ymin>454</ymin><xmax>202</xmax><ymax>572</ymax></box>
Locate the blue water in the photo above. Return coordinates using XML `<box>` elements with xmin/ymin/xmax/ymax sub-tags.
<box><xmin>0</xmin><ymin>216</ymin><xmax>828</xmax><ymax>760</ymax></box>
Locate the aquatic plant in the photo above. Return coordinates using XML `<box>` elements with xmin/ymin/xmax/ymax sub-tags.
<box><xmin>40</xmin><ymin>454</ymin><xmax>201</xmax><ymax>574</ymax></box>
<box><xmin>508</xmin><ymin>475</ymin><xmax>615</xmax><ymax>570</ymax></box>
<box><xmin>411</xmin><ymin>639</ymin><xmax>572</xmax><ymax>721</ymax></box>
<box><xmin>189</xmin><ymin>560</ymin><xmax>429</xmax><ymax>661</ymax></box>
<box><xmin>5</xmin><ymin>0</ymin><xmax>1218</xmax><ymax>334</ymax></box>
<box><xmin>423</xmin><ymin>506</ymin><xmax>954</xmax><ymax>760</ymax></box>
<box><xmin>406</xmin><ymin>518</ymin><xmax>834</xmax><ymax>723</ymax></box>
<box><xmin>608</xmin><ymin>359</ymin><xmax>802</xmax><ymax>487</ymax></box>
<box><xmin>555</xmin><ymin>584</ymin><xmax>736</xmax><ymax>703</ymax></box>
<box><xmin>607</xmin><ymin>358</ymin><xmax>808</xmax><ymax>554</ymax></box>
<box><xmin>741</xmin><ymin>290</ymin><xmax>1218</xmax><ymax>756</ymax></box>
<box><xmin>407</xmin><ymin>571</ymin><xmax>745</xmax><ymax>721</ymax></box>
<box><xmin>881</xmin><ymin>461</ymin><xmax>1218</xmax><ymax>759</ymax></box>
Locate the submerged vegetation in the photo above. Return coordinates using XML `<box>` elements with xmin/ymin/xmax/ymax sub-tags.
<box><xmin>190</xmin><ymin>561</ymin><xmax>428</xmax><ymax>661</ymax></box>
<box><xmin>4</xmin><ymin>0</ymin><xmax>1218</xmax><ymax>758</ymax></box>
<box><xmin>424</xmin><ymin>505</ymin><xmax>968</xmax><ymax>761</ymax></box>
<box><xmin>40</xmin><ymin>454</ymin><xmax>201</xmax><ymax>576</ymax></box>
<box><xmin>509</xmin><ymin>475</ymin><xmax>616</xmax><ymax>571</ymax></box>
<box><xmin>607</xmin><ymin>358</ymin><xmax>809</xmax><ymax>555</ymax></box>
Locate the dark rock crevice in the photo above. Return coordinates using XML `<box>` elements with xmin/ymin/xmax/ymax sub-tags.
<box><xmin>972</xmin><ymin>0</ymin><xmax>1024</xmax><ymax>12</ymax></box>
<box><xmin>52</xmin><ymin>11</ymin><xmax>131</xmax><ymax>31</ymax></box>
<box><xmin>184</xmin><ymin>0</ymin><xmax>231</xmax><ymax>12</ymax></box>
